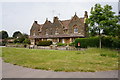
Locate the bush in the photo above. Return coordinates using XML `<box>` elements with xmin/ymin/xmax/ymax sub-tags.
<box><xmin>13</xmin><ymin>37</ymin><xmax>25</xmax><ymax>43</ymax></box>
<box><xmin>69</xmin><ymin>42</ymin><xmax>75</xmax><ymax>46</ymax></box>
<box><xmin>56</xmin><ymin>42</ymin><xmax>67</xmax><ymax>46</ymax></box>
<box><xmin>0</xmin><ymin>40</ymin><xmax>7</xmax><ymax>46</ymax></box>
<box><xmin>0</xmin><ymin>42</ymin><xmax>6</xmax><ymax>46</ymax></box>
<box><xmin>14</xmin><ymin>39</ymin><xmax>19</xmax><ymax>43</ymax></box>
<box><xmin>37</xmin><ymin>41</ymin><xmax>52</xmax><ymax>46</ymax></box>
<box><xmin>23</xmin><ymin>39</ymin><xmax>31</xmax><ymax>44</ymax></box>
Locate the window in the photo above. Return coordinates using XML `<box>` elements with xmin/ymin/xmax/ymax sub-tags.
<box><xmin>74</xmin><ymin>28</ymin><xmax>78</xmax><ymax>33</ymax></box>
<box><xmin>73</xmin><ymin>25</ymin><xmax>78</xmax><ymax>33</ymax></box>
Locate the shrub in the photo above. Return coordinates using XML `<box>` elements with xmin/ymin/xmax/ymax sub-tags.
<box><xmin>56</xmin><ymin>42</ymin><xmax>67</xmax><ymax>46</ymax></box>
<box><xmin>0</xmin><ymin>42</ymin><xmax>6</xmax><ymax>46</ymax></box>
<box><xmin>69</xmin><ymin>42</ymin><xmax>75</xmax><ymax>46</ymax></box>
<box><xmin>14</xmin><ymin>39</ymin><xmax>19</xmax><ymax>43</ymax></box>
<box><xmin>23</xmin><ymin>38</ymin><xmax>31</xmax><ymax>44</ymax></box>
<box><xmin>13</xmin><ymin>37</ymin><xmax>25</xmax><ymax>43</ymax></box>
<box><xmin>37</xmin><ymin>41</ymin><xmax>52</xmax><ymax>46</ymax></box>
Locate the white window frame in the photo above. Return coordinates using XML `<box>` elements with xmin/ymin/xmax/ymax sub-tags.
<box><xmin>74</xmin><ymin>27</ymin><xmax>78</xmax><ymax>33</ymax></box>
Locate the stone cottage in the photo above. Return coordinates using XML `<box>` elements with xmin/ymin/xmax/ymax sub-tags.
<box><xmin>29</xmin><ymin>11</ymin><xmax>88</xmax><ymax>45</ymax></box>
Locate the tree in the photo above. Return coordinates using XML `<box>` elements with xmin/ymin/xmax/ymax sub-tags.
<box><xmin>13</xmin><ymin>31</ymin><xmax>22</xmax><ymax>38</ymax></box>
<box><xmin>0</xmin><ymin>30</ymin><xmax>9</xmax><ymax>39</ymax></box>
<box><xmin>13</xmin><ymin>33</ymin><xmax>29</xmax><ymax>43</ymax></box>
<box><xmin>22</xmin><ymin>33</ymin><xmax>29</xmax><ymax>38</ymax></box>
<box><xmin>87</xmin><ymin>4</ymin><xmax>120</xmax><ymax>48</ymax></box>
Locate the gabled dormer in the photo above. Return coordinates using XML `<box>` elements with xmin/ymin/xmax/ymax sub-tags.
<box><xmin>30</xmin><ymin>21</ymin><xmax>42</xmax><ymax>36</ymax></box>
<box><xmin>70</xmin><ymin>12</ymin><xmax>80</xmax><ymax>22</ymax></box>
<box><xmin>41</xmin><ymin>18</ymin><xmax>53</xmax><ymax>35</ymax></box>
<box><xmin>43</xmin><ymin>18</ymin><xmax>52</xmax><ymax>28</ymax></box>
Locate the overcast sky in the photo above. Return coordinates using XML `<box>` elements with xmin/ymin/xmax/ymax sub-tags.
<box><xmin>0</xmin><ymin>0</ymin><xmax>119</xmax><ymax>37</ymax></box>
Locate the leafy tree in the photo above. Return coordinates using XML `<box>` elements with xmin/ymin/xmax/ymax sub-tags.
<box><xmin>87</xmin><ymin>4</ymin><xmax>120</xmax><ymax>48</ymax></box>
<box><xmin>13</xmin><ymin>33</ymin><xmax>29</xmax><ymax>43</ymax></box>
<box><xmin>22</xmin><ymin>33</ymin><xmax>29</xmax><ymax>38</ymax></box>
<box><xmin>13</xmin><ymin>31</ymin><xmax>22</xmax><ymax>38</ymax></box>
<box><xmin>0</xmin><ymin>30</ymin><xmax>9</xmax><ymax>39</ymax></box>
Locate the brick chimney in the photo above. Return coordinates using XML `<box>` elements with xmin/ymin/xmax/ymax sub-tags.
<box><xmin>53</xmin><ymin>16</ymin><xmax>59</xmax><ymax>23</ymax></box>
<box><xmin>34</xmin><ymin>21</ymin><xmax>38</xmax><ymax>24</ymax></box>
<box><xmin>84</xmin><ymin>11</ymin><xmax>88</xmax><ymax>18</ymax></box>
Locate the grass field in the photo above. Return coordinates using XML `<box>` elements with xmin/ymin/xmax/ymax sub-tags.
<box><xmin>2</xmin><ymin>47</ymin><xmax>119</xmax><ymax>72</ymax></box>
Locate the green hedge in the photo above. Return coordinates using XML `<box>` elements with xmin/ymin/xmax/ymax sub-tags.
<box><xmin>37</xmin><ymin>41</ymin><xmax>52</xmax><ymax>46</ymax></box>
<box><xmin>56</xmin><ymin>42</ymin><xmax>67</xmax><ymax>46</ymax></box>
<box><xmin>75</xmin><ymin>37</ymin><xmax>99</xmax><ymax>48</ymax></box>
<box><xmin>69</xmin><ymin>42</ymin><xmax>75</xmax><ymax>46</ymax></box>
<box><xmin>75</xmin><ymin>36</ymin><xmax>120</xmax><ymax>48</ymax></box>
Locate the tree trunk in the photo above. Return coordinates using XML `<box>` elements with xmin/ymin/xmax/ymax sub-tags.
<box><xmin>99</xmin><ymin>29</ymin><xmax>101</xmax><ymax>49</ymax></box>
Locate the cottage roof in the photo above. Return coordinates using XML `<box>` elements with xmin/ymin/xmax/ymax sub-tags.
<box><xmin>60</xmin><ymin>20</ymin><xmax>71</xmax><ymax>29</ymax></box>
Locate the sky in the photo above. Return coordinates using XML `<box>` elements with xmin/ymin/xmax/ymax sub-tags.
<box><xmin>0</xmin><ymin>0</ymin><xmax>119</xmax><ymax>37</ymax></box>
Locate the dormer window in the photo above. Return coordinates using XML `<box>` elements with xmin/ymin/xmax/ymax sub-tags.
<box><xmin>74</xmin><ymin>28</ymin><xmax>78</xmax><ymax>33</ymax></box>
<box><xmin>73</xmin><ymin>25</ymin><xmax>78</xmax><ymax>33</ymax></box>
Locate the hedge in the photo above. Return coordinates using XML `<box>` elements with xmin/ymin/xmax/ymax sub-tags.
<box><xmin>37</xmin><ymin>41</ymin><xmax>52</xmax><ymax>46</ymax></box>
<box><xmin>75</xmin><ymin>36</ymin><xmax>120</xmax><ymax>49</ymax></box>
<box><xmin>56</xmin><ymin>42</ymin><xmax>67</xmax><ymax>46</ymax></box>
<box><xmin>75</xmin><ymin>37</ymin><xmax>99</xmax><ymax>48</ymax></box>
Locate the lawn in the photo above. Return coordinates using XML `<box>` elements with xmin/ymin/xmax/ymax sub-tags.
<box><xmin>2</xmin><ymin>47</ymin><xmax>119</xmax><ymax>72</ymax></box>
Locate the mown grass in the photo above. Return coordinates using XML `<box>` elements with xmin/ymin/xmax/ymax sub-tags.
<box><xmin>2</xmin><ymin>47</ymin><xmax>119</xmax><ymax>72</ymax></box>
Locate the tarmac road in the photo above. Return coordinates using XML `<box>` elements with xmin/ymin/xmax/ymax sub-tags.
<box><xmin>1</xmin><ymin>58</ymin><xmax>118</xmax><ymax>78</ymax></box>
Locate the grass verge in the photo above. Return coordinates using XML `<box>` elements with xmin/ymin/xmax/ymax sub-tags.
<box><xmin>2</xmin><ymin>47</ymin><xmax>119</xmax><ymax>72</ymax></box>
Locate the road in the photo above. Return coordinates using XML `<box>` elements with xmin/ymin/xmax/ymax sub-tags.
<box><xmin>1</xmin><ymin>58</ymin><xmax>118</xmax><ymax>78</ymax></box>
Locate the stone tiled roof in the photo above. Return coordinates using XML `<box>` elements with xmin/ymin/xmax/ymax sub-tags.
<box><xmin>30</xmin><ymin>22</ymin><xmax>43</xmax><ymax>31</ymax></box>
<box><xmin>60</xmin><ymin>20</ymin><xmax>71</xmax><ymax>29</ymax></box>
